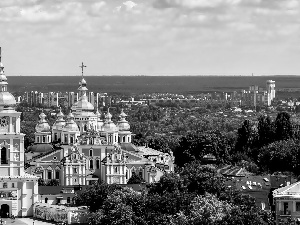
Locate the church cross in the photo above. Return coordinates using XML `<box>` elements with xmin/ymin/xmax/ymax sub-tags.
<box><xmin>79</xmin><ymin>62</ymin><xmax>86</xmax><ymax>78</ymax></box>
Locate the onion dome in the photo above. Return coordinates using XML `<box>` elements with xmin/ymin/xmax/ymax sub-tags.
<box><xmin>35</xmin><ymin>112</ymin><xmax>51</xmax><ymax>132</ymax></box>
<box><xmin>76</xmin><ymin>94</ymin><xmax>94</xmax><ymax>112</ymax></box>
<box><xmin>52</xmin><ymin>108</ymin><xmax>66</xmax><ymax>130</ymax></box>
<box><xmin>102</xmin><ymin>109</ymin><xmax>118</xmax><ymax>132</ymax></box>
<box><xmin>118</xmin><ymin>109</ymin><xmax>130</xmax><ymax>131</ymax></box>
<box><xmin>0</xmin><ymin>55</ymin><xmax>16</xmax><ymax>109</ymax></box>
<box><xmin>63</xmin><ymin>111</ymin><xmax>79</xmax><ymax>132</ymax></box>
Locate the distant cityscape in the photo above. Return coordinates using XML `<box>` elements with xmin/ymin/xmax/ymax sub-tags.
<box><xmin>18</xmin><ymin>79</ymin><xmax>276</xmax><ymax>109</ymax></box>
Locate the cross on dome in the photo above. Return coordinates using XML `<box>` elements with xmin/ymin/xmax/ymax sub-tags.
<box><xmin>79</xmin><ymin>62</ymin><xmax>86</xmax><ymax>79</ymax></box>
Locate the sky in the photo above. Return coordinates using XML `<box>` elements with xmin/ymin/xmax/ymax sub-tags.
<box><xmin>0</xmin><ymin>0</ymin><xmax>300</xmax><ymax>76</ymax></box>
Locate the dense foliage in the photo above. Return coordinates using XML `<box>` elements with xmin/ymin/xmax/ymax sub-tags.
<box><xmin>75</xmin><ymin>161</ymin><xmax>273</xmax><ymax>225</ymax></box>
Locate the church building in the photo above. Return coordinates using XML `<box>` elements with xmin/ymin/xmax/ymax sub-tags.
<box><xmin>26</xmin><ymin>64</ymin><xmax>174</xmax><ymax>186</ymax></box>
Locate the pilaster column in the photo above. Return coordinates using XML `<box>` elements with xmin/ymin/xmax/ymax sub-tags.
<box><xmin>16</xmin><ymin>117</ymin><xmax>21</xmax><ymax>133</ymax></box>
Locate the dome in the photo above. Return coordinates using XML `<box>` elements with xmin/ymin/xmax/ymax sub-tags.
<box><xmin>0</xmin><ymin>92</ymin><xmax>16</xmax><ymax>107</ymax></box>
<box><xmin>102</xmin><ymin>109</ymin><xmax>118</xmax><ymax>132</ymax></box>
<box><xmin>102</xmin><ymin>122</ymin><xmax>118</xmax><ymax>132</ymax></box>
<box><xmin>81</xmin><ymin>78</ymin><xmax>87</xmax><ymax>85</ymax></box>
<box><xmin>52</xmin><ymin>109</ymin><xmax>66</xmax><ymax>130</ymax></box>
<box><xmin>0</xmin><ymin>57</ymin><xmax>16</xmax><ymax>109</ymax></box>
<box><xmin>63</xmin><ymin>112</ymin><xmax>79</xmax><ymax>132</ymax></box>
<box><xmin>118</xmin><ymin>121</ymin><xmax>130</xmax><ymax>131</ymax></box>
<box><xmin>118</xmin><ymin>110</ymin><xmax>130</xmax><ymax>131</ymax></box>
<box><xmin>0</xmin><ymin>74</ymin><xmax>7</xmax><ymax>82</ymax></box>
<box><xmin>35</xmin><ymin>112</ymin><xmax>51</xmax><ymax>133</ymax></box>
<box><xmin>76</xmin><ymin>95</ymin><xmax>94</xmax><ymax>112</ymax></box>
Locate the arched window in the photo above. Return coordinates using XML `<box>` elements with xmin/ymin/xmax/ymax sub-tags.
<box><xmin>45</xmin><ymin>197</ymin><xmax>48</xmax><ymax>203</ymax></box>
<box><xmin>89</xmin><ymin>149</ymin><xmax>93</xmax><ymax>157</ymax></box>
<box><xmin>96</xmin><ymin>159</ymin><xmax>100</xmax><ymax>169</ymax></box>
<box><xmin>1</xmin><ymin>147</ymin><xmax>7</xmax><ymax>164</ymax></box>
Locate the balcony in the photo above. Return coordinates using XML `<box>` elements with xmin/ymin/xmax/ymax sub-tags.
<box><xmin>278</xmin><ymin>210</ymin><xmax>292</xmax><ymax>216</ymax></box>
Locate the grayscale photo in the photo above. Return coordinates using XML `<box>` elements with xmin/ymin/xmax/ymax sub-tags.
<box><xmin>0</xmin><ymin>0</ymin><xmax>299</xmax><ymax>224</ymax></box>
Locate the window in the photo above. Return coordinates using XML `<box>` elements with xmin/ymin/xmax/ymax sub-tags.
<box><xmin>89</xmin><ymin>160</ymin><xmax>93</xmax><ymax>169</ymax></box>
<box><xmin>67</xmin><ymin>197</ymin><xmax>71</xmax><ymax>204</ymax></box>
<box><xmin>37</xmin><ymin>136</ymin><xmax>40</xmax><ymax>143</ymax></box>
<box><xmin>45</xmin><ymin>198</ymin><xmax>48</xmax><ymax>203</ymax></box>
<box><xmin>54</xmin><ymin>133</ymin><xmax>57</xmax><ymax>141</ymax></box>
<box><xmin>3</xmin><ymin>183</ymin><xmax>7</xmax><ymax>188</ymax></box>
<box><xmin>1</xmin><ymin>147</ymin><xmax>8</xmax><ymax>164</ymax></box>
<box><xmin>43</xmin><ymin>136</ymin><xmax>46</xmax><ymax>143</ymax></box>
<box><xmin>57</xmin><ymin>199</ymin><xmax>61</xmax><ymax>204</ymax></box>
<box><xmin>139</xmin><ymin>170</ymin><xmax>143</xmax><ymax>178</ymax></box>
<box><xmin>89</xmin><ymin>149</ymin><xmax>93</xmax><ymax>157</ymax></box>
<box><xmin>114</xmin><ymin>167</ymin><xmax>118</xmax><ymax>174</ymax></box>
<box><xmin>47</xmin><ymin>171</ymin><xmax>52</xmax><ymax>179</ymax></box>
<box><xmin>73</xmin><ymin>168</ymin><xmax>78</xmax><ymax>174</ymax></box>
<box><xmin>96</xmin><ymin>160</ymin><xmax>100</xmax><ymax>169</ymax></box>
<box><xmin>296</xmin><ymin>202</ymin><xmax>300</xmax><ymax>212</ymax></box>
<box><xmin>55</xmin><ymin>171</ymin><xmax>60</xmax><ymax>180</ymax></box>
<box><xmin>11</xmin><ymin>183</ymin><xmax>15</xmax><ymax>188</ymax></box>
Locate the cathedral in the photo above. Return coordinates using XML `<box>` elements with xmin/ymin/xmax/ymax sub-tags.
<box><xmin>26</xmin><ymin>65</ymin><xmax>174</xmax><ymax>186</ymax></box>
<box><xmin>0</xmin><ymin>48</ymin><xmax>38</xmax><ymax>217</ymax></box>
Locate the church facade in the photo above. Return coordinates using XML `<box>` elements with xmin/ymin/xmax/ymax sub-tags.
<box><xmin>0</xmin><ymin>48</ymin><xmax>38</xmax><ymax>217</ymax></box>
<box><xmin>26</xmin><ymin>68</ymin><xmax>174</xmax><ymax>186</ymax></box>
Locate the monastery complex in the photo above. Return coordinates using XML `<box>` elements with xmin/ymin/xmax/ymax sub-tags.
<box><xmin>0</xmin><ymin>50</ymin><xmax>174</xmax><ymax>218</ymax></box>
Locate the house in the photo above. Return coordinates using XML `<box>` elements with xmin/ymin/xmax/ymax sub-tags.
<box><xmin>273</xmin><ymin>181</ymin><xmax>300</xmax><ymax>224</ymax></box>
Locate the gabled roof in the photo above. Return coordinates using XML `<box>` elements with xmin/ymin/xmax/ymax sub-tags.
<box><xmin>273</xmin><ymin>181</ymin><xmax>300</xmax><ymax>197</ymax></box>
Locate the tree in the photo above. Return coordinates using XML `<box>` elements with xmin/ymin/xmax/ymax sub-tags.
<box><xmin>171</xmin><ymin>193</ymin><xmax>233</xmax><ymax>225</ymax></box>
<box><xmin>46</xmin><ymin>179</ymin><xmax>60</xmax><ymax>186</ymax></box>
<box><xmin>258</xmin><ymin>139</ymin><xmax>300</xmax><ymax>174</ymax></box>
<box><xmin>38</xmin><ymin>178</ymin><xmax>46</xmax><ymax>186</ymax></box>
<box><xmin>74</xmin><ymin>181</ymin><xmax>122</xmax><ymax>212</ymax></box>
<box><xmin>257</xmin><ymin>115</ymin><xmax>275</xmax><ymax>148</ymax></box>
<box><xmin>147</xmin><ymin>173</ymin><xmax>186</xmax><ymax>195</ymax></box>
<box><xmin>235</xmin><ymin>120</ymin><xmax>255</xmax><ymax>154</ymax></box>
<box><xmin>180</xmin><ymin>161</ymin><xmax>226</xmax><ymax>196</ymax></box>
<box><xmin>88</xmin><ymin>187</ymin><xmax>147</xmax><ymax>225</ymax></box>
<box><xmin>275</xmin><ymin>112</ymin><xmax>293</xmax><ymax>141</ymax></box>
<box><xmin>127</xmin><ymin>173</ymin><xmax>145</xmax><ymax>184</ymax></box>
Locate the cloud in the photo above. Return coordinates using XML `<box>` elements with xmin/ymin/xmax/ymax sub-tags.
<box><xmin>123</xmin><ymin>1</ymin><xmax>137</xmax><ymax>10</ymax></box>
<box><xmin>153</xmin><ymin>0</ymin><xmax>240</xmax><ymax>9</ymax></box>
<box><xmin>88</xmin><ymin>1</ymin><xmax>106</xmax><ymax>16</ymax></box>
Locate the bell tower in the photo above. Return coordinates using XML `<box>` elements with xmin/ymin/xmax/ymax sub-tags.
<box><xmin>0</xmin><ymin>47</ymin><xmax>24</xmax><ymax>176</ymax></box>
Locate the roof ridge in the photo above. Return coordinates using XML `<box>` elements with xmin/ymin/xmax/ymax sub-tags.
<box><xmin>32</xmin><ymin>148</ymin><xmax>61</xmax><ymax>160</ymax></box>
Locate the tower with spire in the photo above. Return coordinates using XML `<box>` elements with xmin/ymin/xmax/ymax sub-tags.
<box><xmin>0</xmin><ymin>47</ymin><xmax>38</xmax><ymax>217</ymax></box>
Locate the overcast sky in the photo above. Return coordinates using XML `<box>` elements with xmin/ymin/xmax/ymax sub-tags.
<box><xmin>0</xmin><ymin>0</ymin><xmax>299</xmax><ymax>76</ymax></box>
